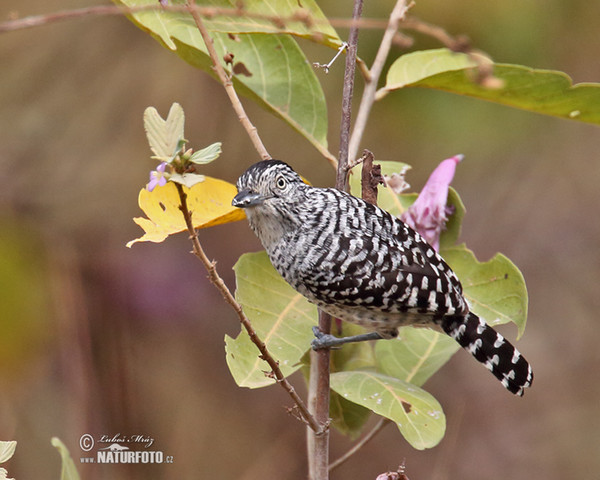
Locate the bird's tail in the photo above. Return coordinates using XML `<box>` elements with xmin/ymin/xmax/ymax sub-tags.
<box><xmin>440</xmin><ymin>312</ymin><xmax>533</xmax><ymax>396</ymax></box>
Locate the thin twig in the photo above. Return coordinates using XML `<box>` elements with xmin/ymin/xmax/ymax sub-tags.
<box><xmin>184</xmin><ymin>0</ymin><xmax>270</xmax><ymax>160</ymax></box>
<box><xmin>401</xmin><ymin>16</ymin><xmax>471</xmax><ymax>53</ymax></box>
<box><xmin>0</xmin><ymin>4</ymin><xmax>432</xmax><ymax>36</ymax></box>
<box><xmin>174</xmin><ymin>183</ymin><xmax>322</xmax><ymax>434</ymax></box>
<box><xmin>329</xmin><ymin>418</ymin><xmax>392</xmax><ymax>472</ymax></box>
<box><xmin>336</xmin><ymin>0</ymin><xmax>363</xmax><ymax>193</ymax></box>
<box><xmin>0</xmin><ymin>4</ymin><xmax>329</xmax><ymax>34</ymax></box>
<box><xmin>348</xmin><ymin>0</ymin><xmax>412</xmax><ymax>164</ymax></box>
<box><xmin>313</xmin><ymin>42</ymin><xmax>348</xmax><ymax>73</ymax></box>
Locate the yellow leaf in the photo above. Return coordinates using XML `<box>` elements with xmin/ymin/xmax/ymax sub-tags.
<box><xmin>127</xmin><ymin>177</ymin><xmax>245</xmax><ymax>247</ymax></box>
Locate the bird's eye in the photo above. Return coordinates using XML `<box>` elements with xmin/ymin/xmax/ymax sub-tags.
<box><xmin>275</xmin><ymin>176</ymin><xmax>287</xmax><ymax>189</ymax></box>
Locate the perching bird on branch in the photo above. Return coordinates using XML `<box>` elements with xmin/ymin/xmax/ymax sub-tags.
<box><xmin>232</xmin><ymin>160</ymin><xmax>533</xmax><ymax>396</ymax></box>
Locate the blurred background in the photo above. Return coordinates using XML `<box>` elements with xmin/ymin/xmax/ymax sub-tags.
<box><xmin>1</xmin><ymin>0</ymin><xmax>599</xmax><ymax>478</ymax></box>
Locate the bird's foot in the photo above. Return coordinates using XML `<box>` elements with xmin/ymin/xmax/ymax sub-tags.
<box><xmin>311</xmin><ymin>326</ymin><xmax>344</xmax><ymax>350</ymax></box>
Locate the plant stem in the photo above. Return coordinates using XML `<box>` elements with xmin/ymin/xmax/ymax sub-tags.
<box><xmin>328</xmin><ymin>418</ymin><xmax>391</xmax><ymax>472</ymax></box>
<box><xmin>348</xmin><ymin>0</ymin><xmax>411</xmax><ymax>163</ymax></box>
<box><xmin>308</xmin><ymin>2</ymin><xmax>364</xmax><ymax>479</ymax></box>
<box><xmin>174</xmin><ymin>183</ymin><xmax>322</xmax><ymax>434</ymax></box>
<box><xmin>336</xmin><ymin>0</ymin><xmax>364</xmax><ymax>192</ymax></box>
<box><xmin>307</xmin><ymin>311</ymin><xmax>332</xmax><ymax>480</ymax></box>
<box><xmin>185</xmin><ymin>0</ymin><xmax>271</xmax><ymax>160</ymax></box>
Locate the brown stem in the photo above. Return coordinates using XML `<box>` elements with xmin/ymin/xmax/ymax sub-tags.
<box><xmin>336</xmin><ymin>0</ymin><xmax>363</xmax><ymax>192</ymax></box>
<box><xmin>185</xmin><ymin>0</ymin><xmax>270</xmax><ymax>161</ymax></box>
<box><xmin>348</xmin><ymin>0</ymin><xmax>412</xmax><ymax>163</ymax></box>
<box><xmin>174</xmin><ymin>183</ymin><xmax>322</xmax><ymax>434</ymax></box>
<box><xmin>401</xmin><ymin>16</ymin><xmax>471</xmax><ymax>53</ymax></box>
<box><xmin>307</xmin><ymin>311</ymin><xmax>333</xmax><ymax>480</ymax></box>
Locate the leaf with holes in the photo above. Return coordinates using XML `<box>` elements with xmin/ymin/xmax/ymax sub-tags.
<box><xmin>127</xmin><ymin>178</ymin><xmax>245</xmax><ymax>247</ymax></box>
<box><xmin>379</xmin><ymin>48</ymin><xmax>600</xmax><ymax>125</ymax></box>
<box><xmin>226</xmin><ymin>251</ymin><xmax>317</xmax><ymax>388</ymax></box>
<box><xmin>116</xmin><ymin>0</ymin><xmax>335</xmax><ymax>162</ymax></box>
<box><xmin>330</xmin><ymin>371</ymin><xmax>445</xmax><ymax>450</ymax></box>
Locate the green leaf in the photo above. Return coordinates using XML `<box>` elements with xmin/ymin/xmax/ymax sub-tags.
<box><xmin>441</xmin><ymin>244</ymin><xmax>528</xmax><ymax>338</ymax></box>
<box><xmin>143</xmin><ymin>103</ymin><xmax>185</xmax><ymax>161</ymax></box>
<box><xmin>194</xmin><ymin>0</ymin><xmax>342</xmax><ymax>49</ymax></box>
<box><xmin>296</xmin><ymin>327</ymin><xmax>374</xmax><ymax>439</ymax></box>
<box><xmin>117</xmin><ymin>0</ymin><xmax>334</xmax><ymax>160</ymax></box>
<box><xmin>438</xmin><ymin>187</ymin><xmax>465</xmax><ymax>250</ymax></box>
<box><xmin>380</xmin><ymin>48</ymin><xmax>488</xmax><ymax>93</ymax></box>
<box><xmin>0</xmin><ymin>441</ymin><xmax>16</xmax><ymax>464</ymax></box>
<box><xmin>330</xmin><ymin>371</ymin><xmax>445</xmax><ymax>450</ymax></box>
<box><xmin>189</xmin><ymin>142</ymin><xmax>222</xmax><ymax>164</ymax></box>
<box><xmin>375</xmin><ymin>328</ymin><xmax>459</xmax><ymax>387</ymax></box>
<box><xmin>380</xmin><ymin>48</ymin><xmax>600</xmax><ymax>125</ymax></box>
<box><xmin>51</xmin><ymin>437</ymin><xmax>81</xmax><ymax>480</ymax></box>
<box><xmin>226</xmin><ymin>251</ymin><xmax>317</xmax><ymax>388</ymax></box>
<box><xmin>329</xmin><ymin>391</ymin><xmax>372</xmax><ymax>439</ymax></box>
<box><xmin>169</xmin><ymin>172</ymin><xmax>206</xmax><ymax>188</ymax></box>
<box><xmin>328</xmin><ymin>323</ymin><xmax>375</xmax><ymax>437</ymax></box>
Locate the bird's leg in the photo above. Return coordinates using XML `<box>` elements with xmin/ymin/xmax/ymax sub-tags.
<box><xmin>311</xmin><ymin>326</ymin><xmax>383</xmax><ymax>350</ymax></box>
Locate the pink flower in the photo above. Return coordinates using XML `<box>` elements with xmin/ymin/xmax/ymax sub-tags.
<box><xmin>401</xmin><ymin>154</ymin><xmax>463</xmax><ymax>251</ymax></box>
<box><xmin>147</xmin><ymin>162</ymin><xmax>168</xmax><ymax>192</ymax></box>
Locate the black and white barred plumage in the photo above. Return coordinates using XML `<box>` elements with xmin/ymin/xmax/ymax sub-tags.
<box><xmin>232</xmin><ymin>160</ymin><xmax>533</xmax><ymax>396</ymax></box>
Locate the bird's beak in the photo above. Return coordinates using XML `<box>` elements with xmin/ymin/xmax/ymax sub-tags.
<box><xmin>232</xmin><ymin>189</ymin><xmax>266</xmax><ymax>208</ymax></box>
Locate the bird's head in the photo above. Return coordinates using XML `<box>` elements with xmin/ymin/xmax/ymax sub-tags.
<box><xmin>232</xmin><ymin>160</ymin><xmax>305</xmax><ymax>209</ymax></box>
<box><xmin>232</xmin><ymin>160</ymin><xmax>307</xmax><ymax>247</ymax></box>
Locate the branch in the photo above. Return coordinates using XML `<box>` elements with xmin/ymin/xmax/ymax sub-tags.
<box><xmin>185</xmin><ymin>0</ymin><xmax>270</xmax><ymax>160</ymax></box>
<box><xmin>336</xmin><ymin>0</ymin><xmax>363</xmax><ymax>192</ymax></box>
<box><xmin>328</xmin><ymin>418</ymin><xmax>391</xmax><ymax>472</ymax></box>
<box><xmin>401</xmin><ymin>16</ymin><xmax>471</xmax><ymax>53</ymax></box>
<box><xmin>174</xmin><ymin>183</ymin><xmax>322</xmax><ymax>434</ymax></box>
<box><xmin>348</xmin><ymin>0</ymin><xmax>412</xmax><ymax>163</ymax></box>
<box><xmin>0</xmin><ymin>4</ymin><xmax>418</xmax><ymax>36</ymax></box>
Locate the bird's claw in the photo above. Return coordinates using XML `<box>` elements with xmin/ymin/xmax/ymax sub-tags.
<box><xmin>311</xmin><ymin>326</ymin><xmax>342</xmax><ymax>350</ymax></box>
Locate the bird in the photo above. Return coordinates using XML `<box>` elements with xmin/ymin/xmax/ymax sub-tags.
<box><xmin>232</xmin><ymin>159</ymin><xmax>533</xmax><ymax>396</ymax></box>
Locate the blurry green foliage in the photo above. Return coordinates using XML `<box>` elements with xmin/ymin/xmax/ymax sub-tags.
<box><xmin>0</xmin><ymin>218</ymin><xmax>52</xmax><ymax>381</ymax></box>
<box><xmin>381</xmin><ymin>48</ymin><xmax>600</xmax><ymax>125</ymax></box>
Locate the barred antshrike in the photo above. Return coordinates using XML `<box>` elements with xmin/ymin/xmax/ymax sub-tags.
<box><xmin>232</xmin><ymin>160</ymin><xmax>533</xmax><ymax>396</ymax></box>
